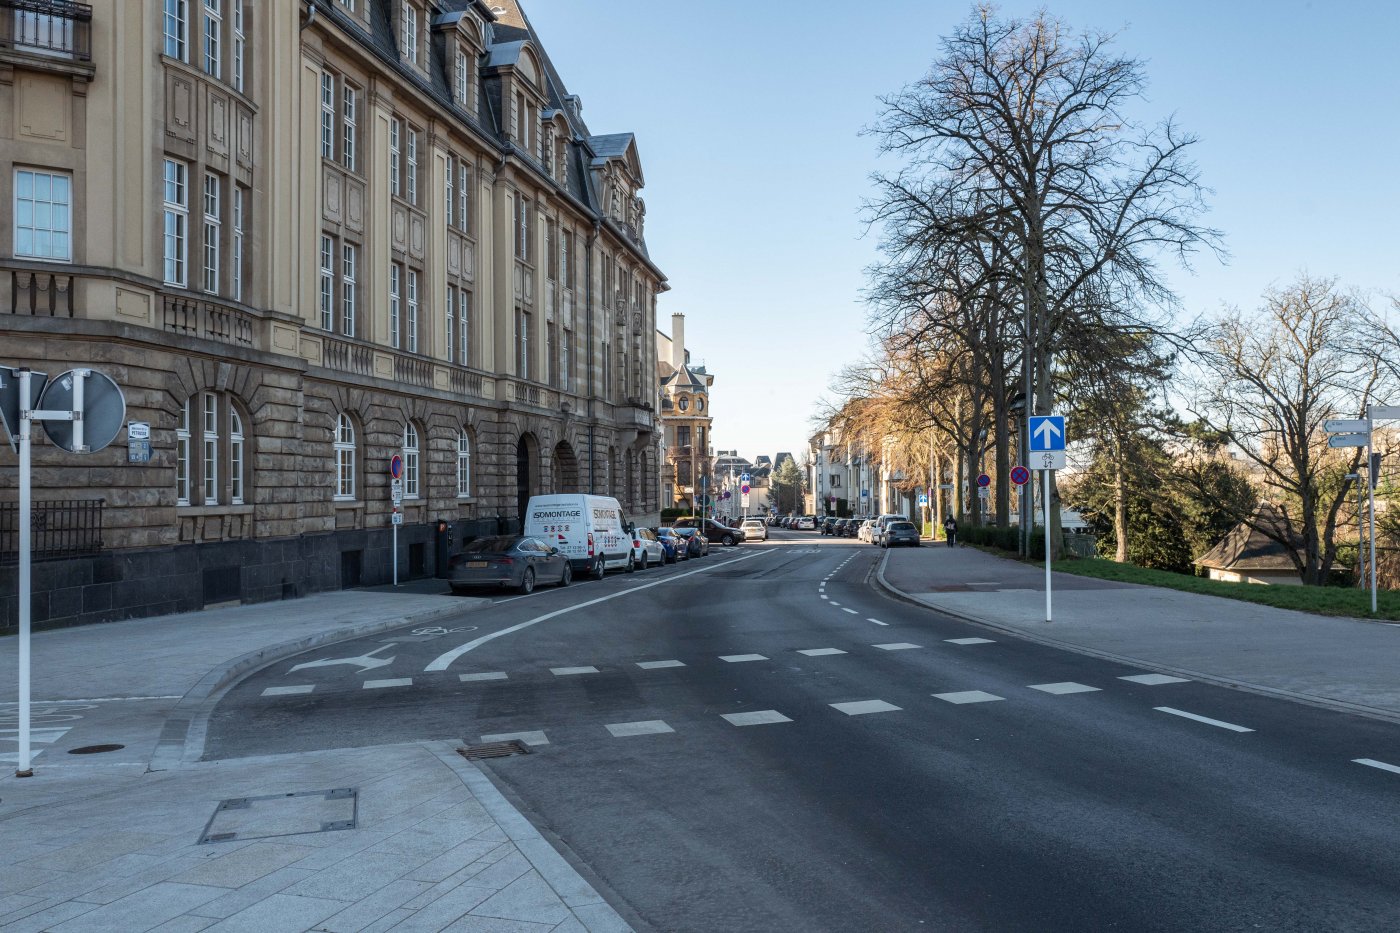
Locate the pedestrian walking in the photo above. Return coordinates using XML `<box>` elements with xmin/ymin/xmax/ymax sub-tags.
<box><xmin>943</xmin><ymin>516</ymin><xmax>958</xmax><ymax>548</ymax></box>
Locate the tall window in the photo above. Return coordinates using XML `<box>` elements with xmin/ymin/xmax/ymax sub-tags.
<box><xmin>341</xmin><ymin>84</ymin><xmax>357</xmax><ymax>171</ymax></box>
<box><xmin>402</xmin><ymin>423</ymin><xmax>420</xmax><ymax>499</ymax></box>
<box><xmin>202</xmin><ymin>173</ymin><xmax>221</xmax><ymax>293</ymax></box>
<box><xmin>334</xmin><ymin>413</ymin><xmax>356</xmax><ymax>500</ymax></box>
<box><xmin>545</xmin><ymin>221</ymin><xmax>555</xmax><ymax>281</ymax></box>
<box><xmin>457</xmin><ymin>431</ymin><xmax>472</xmax><ymax>497</ymax></box>
<box><xmin>457</xmin><ymin>162</ymin><xmax>470</xmax><ymax>233</ymax></box>
<box><xmin>560</xmin><ymin>231</ymin><xmax>571</xmax><ymax>289</ymax></box>
<box><xmin>231</xmin><ymin>0</ymin><xmax>244</xmax><ymax>92</ymax></box>
<box><xmin>399</xmin><ymin>1</ymin><xmax>417</xmax><ymax>64</ymax></box>
<box><xmin>561</xmin><ymin>328</ymin><xmax>572</xmax><ymax>393</ymax></box>
<box><xmin>677</xmin><ymin>425</ymin><xmax>691</xmax><ymax>448</ymax></box>
<box><xmin>319</xmin><ymin>72</ymin><xmax>334</xmax><ymax>159</ymax></box>
<box><xmin>163</xmin><ymin>0</ymin><xmax>188</xmax><ymax>61</ymax></box>
<box><xmin>176</xmin><ymin>400</ymin><xmax>191</xmax><ymax>505</ymax></box>
<box><xmin>445</xmin><ymin>288</ymin><xmax>455</xmax><ymax>363</ymax></box>
<box><xmin>389</xmin><ymin>263</ymin><xmax>402</xmax><ymax>349</ymax></box>
<box><xmin>445</xmin><ymin>155</ymin><xmax>455</xmax><ymax>228</ymax></box>
<box><xmin>454</xmin><ymin>48</ymin><xmax>469</xmax><ymax>106</ymax></box>
<box><xmin>202</xmin><ymin>0</ymin><xmax>222</xmax><ymax>78</ymax></box>
<box><xmin>515</xmin><ymin>309</ymin><xmax>530</xmax><ymax>379</ymax></box>
<box><xmin>202</xmin><ymin>394</ymin><xmax>220</xmax><ymax>504</ymax></box>
<box><xmin>318</xmin><ymin>235</ymin><xmax>334</xmax><ymax>330</ymax></box>
<box><xmin>389</xmin><ymin>118</ymin><xmax>401</xmax><ymax>197</ymax></box>
<box><xmin>546</xmin><ymin>322</ymin><xmax>557</xmax><ymax>387</ymax></box>
<box><xmin>406</xmin><ymin>128</ymin><xmax>419</xmax><ymax>205</ymax></box>
<box><xmin>406</xmin><ymin>269</ymin><xmax>419</xmax><ymax>353</ymax></box>
<box><xmin>229</xmin><ymin>408</ymin><xmax>244</xmax><ymax>504</ymax></box>
<box><xmin>162</xmin><ymin>159</ymin><xmax>188</xmax><ymax>286</ymax></box>
<box><xmin>458</xmin><ymin>288</ymin><xmax>471</xmax><ymax>365</ymax></box>
<box><xmin>13</xmin><ymin>169</ymin><xmax>71</xmax><ymax>262</ymax></box>
<box><xmin>514</xmin><ymin>193</ymin><xmax>529</xmax><ymax>261</ymax></box>
<box><xmin>340</xmin><ymin>244</ymin><xmax>356</xmax><ymax>336</ymax></box>
<box><xmin>231</xmin><ymin>187</ymin><xmax>244</xmax><ymax>301</ymax></box>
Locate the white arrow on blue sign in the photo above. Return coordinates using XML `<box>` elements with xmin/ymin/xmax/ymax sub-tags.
<box><xmin>917</xmin><ymin>494</ymin><xmax>929</xmax><ymax>506</ymax></box>
<box><xmin>1028</xmin><ymin>415</ymin><xmax>1066</xmax><ymax>452</ymax></box>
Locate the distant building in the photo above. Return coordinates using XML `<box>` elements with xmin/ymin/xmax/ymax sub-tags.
<box><xmin>1193</xmin><ymin>504</ymin><xmax>1303</xmax><ymax>586</ymax></box>
<box><xmin>657</xmin><ymin>313</ymin><xmax>713</xmax><ymax>511</ymax></box>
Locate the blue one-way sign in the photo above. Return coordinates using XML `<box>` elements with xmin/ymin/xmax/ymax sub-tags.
<box><xmin>1028</xmin><ymin>415</ymin><xmax>1066</xmax><ymax>452</ymax></box>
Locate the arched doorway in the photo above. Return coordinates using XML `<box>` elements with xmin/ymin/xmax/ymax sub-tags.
<box><xmin>516</xmin><ymin>434</ymin><xmax>540</xmax><ymax>522</ymax></box>
<box><xmin>552</xmin><ymin>441</ymin><xmax>580</xmax><ymax>493</ymax></box>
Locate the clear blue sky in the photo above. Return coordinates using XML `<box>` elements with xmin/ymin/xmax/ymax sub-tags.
<box><xmin>524</xmin><ymin>1</ymin><xmax>1400</xmax><ymax>464</ymax></box>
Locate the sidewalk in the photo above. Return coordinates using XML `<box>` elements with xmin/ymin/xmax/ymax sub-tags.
<box><xmin>0</xmin><ymin>591</ymin><xmax>632</xmax><ymax>932</ymax></box>
<box><xmin>878</xmin><ymin>543</ymin><xmax>1400</xmax><ymax>721</ymax></box>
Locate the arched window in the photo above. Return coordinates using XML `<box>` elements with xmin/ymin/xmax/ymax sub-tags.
<box><xmin>176</xmin><ymin>392</ymin><xmax>249</xmax><ymax>507</ymax></box>
<box><xmin>457</xmin><ymin>430</ymin><xmax>472</xmax><ymax>498</ymax></box>
<box><xmin>229</xmin><ymin>408</ymin><xmax>245</xmax><ymax>505</ymax></box>
<box><xmin>176</xmin><ymin>400</ymin><xmax>191</xmax><ymax>506</ymax></box>
<box><xmin>403</xmin><ymin>422</ymin><xmax>421</xmax><ymax>498</ymax></box>
<box><xmin>334</xmin><ymin>413</ymin><xmax>356</xmax><ymax>500</ymax></box>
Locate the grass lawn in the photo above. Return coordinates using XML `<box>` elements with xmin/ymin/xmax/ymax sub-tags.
<box><xmin>1050</xmin><ymin>558</ymin><xmax>1400</xmax><ymax>622</ymax></box>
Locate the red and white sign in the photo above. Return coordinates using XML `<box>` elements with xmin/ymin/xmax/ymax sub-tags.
<box><xmin>1009</xmin><ymin>465</ymin><xmax>1031</xmax><ymax>486</ymax></box>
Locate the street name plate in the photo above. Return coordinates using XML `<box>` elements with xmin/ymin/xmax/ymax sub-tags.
<box><xmin>1327</xmin><ymin>434</ymin><xmax>1368</xmax><ymax>448</ymax></box>
<box><xmin>1325</xmin><ymin>419</ymin><xmax>1370</xmax><ymax>433</ymax></box>
<box><xmin>1369</xmin><ymin>405</ymin><xmax>1400</xmax><ymax>420</ymax></box>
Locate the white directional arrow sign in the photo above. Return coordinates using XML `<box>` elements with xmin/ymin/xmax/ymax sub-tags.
<box><xmin>1325</xmin><ymin>419</ymin><xmax>1370</xmax><ymax>434</ymax></box>
<box><xmin>1369</xmin><ymin>405</ymin><xmax>1400</xmax><ymax>420</ymax></box>
<box><xmin>1328</xmin><ymin>434</ymin><xmax>1369</xmax><ymax>448</ymax></box>
<box><xmin>1028</xmin><ymin>415</ymin><xmax>1066</xmax><ymax>452</ymax></box>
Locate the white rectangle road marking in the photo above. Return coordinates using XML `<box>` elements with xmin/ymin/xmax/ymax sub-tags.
<box><xmin>719</xmin><ymin>654</ymin><xmax>768</xmax><ymax>663</ymax></box>
<box><xmin>459</xmin><ymin>672</ymin><xmax>509</xmax><ymax>682</ymax></box>
<box><xmin>873</xmin><ymin>643</ymin><xmax>921</xmax><ymax>651</ymax></box>
<box><xmin>605</xmin><ymin>720</ymin><xmax>675</xmax><ymax>737</ymax></box>
<box><xmin>481</xmin><ymin>730</ymin><xmax>548</xmax><ymax>746</ymax></box>
<box><xmin>262</xmin><ymin>685</ymin><xmax>314</xmax><ymax>697</ymax></box>
<box><xmin>1154</xmin><ymin>707</ymin><xmax>1253</xmax><ymax>732</ymax></box>
<box><xmin>797</xmin><ymin>648</ymin><xmax>848</xmax><ymax>657</ymax></box>
<box><xmin>945</xmin><ymin>638</ymin><xmax>995</xmax><ymax>645</ymax></box>
<box><xmin>867</xmin><ymin>618</ymin><xmax>889</xmax><ymax>626</ymax></box>
<box><xmin>550</xmin><ymin>666</ymin><xmax>600</xmax><ymax>676</ymax></box>
<box><xmin>722</xmin><ymin>710</ymin><xmax>793</xmax><ymax>726</ymax></box>
<box><xmin>829</xmin><ymin>601</ymin><xmax>841</xmax><ymax>606</ymax></box>
<box><xmin>1028</xmin><ymin>682</ymin><xmax>1101</xmax><ymax>695</ymax></box>
<box><xmin>364</xmin><ymin>678</ymin><xmax>413</xmax><ymax>689</ymax></box>
<box><xmin>820</xmin><ymin>595</ymin><xmax>829</xmax><ymax>600</ymax></box>
<box><xmin>1354</xmin><ymin>758</ymin><xmax>1400</xmax><ymax>775</ymax></box>
<box><xmin>831</xmin><ymin>699</ymin><xmax>902</xmax><ymax>716</ymax></box>
<box><xmin>933</xmin><ymin>690</ymin><xmax>1005</xmax><ymax>705</ymax></box>
<box><xmin>637</xmin><ymin>660</ymin><xmax>686</xmax><ymax>670</ymax></box>
<box><xmin>1121</xmin><ymin>673</ymin><xmax>1191</xmax><ymax>685</ymax></box>
<box><xmin>842</xmin><ymin>608</ymin><xmax>858</xmax><ymax>615</ymax></box>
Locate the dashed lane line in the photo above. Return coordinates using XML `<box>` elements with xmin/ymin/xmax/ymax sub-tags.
<box><xmin>946</xmin><ymin>637</ymin><xmax>995</xmax><ymax>645</ymax></box>
<box><xmin>719</xmin><ymin>654</ymin><xmax>768</xmax><ymax>663</ymax></box>
<box><xmin>1121</xmin><ymin>673</ymin><xmax>1192</xmax><ymax>685</ymax></box>
<box><xmin>605</xmin><ymin>720</ymin><xmax>675</xmax><ymax>737</ymax></box>
<box><xmin>1154</xmin><ymin>707</ymin><xmax>1254</xmax><ymax>733</ymax></box>
<box><xmin>797</xmin><ymin>648</ymin><xmax>848</xmax><ymax>657</ymax></box>
<box><xmin>722</xmin><ymin>710</ymin><xmax>792</xmax><ymax>726</ymax></box>
<box><xmin>1354</xmin><ymin>758</ymin><xmax>1400</xmax><ymax>775</ymax></box>
<box><xmin>460</xmin><ymin>672</ymin><xmax>509</xmax><ymax>682</ymax></box>
<box><xmin>261</xmin><ymin>685</ymin><xmax>314</xmax><ymax>697</ymax></box>
<box><xmin>842</xmin><ymin>608</ymin><xmax>859</xmax><ymax>615</ymax></box>
<box><xmin>1028</xmin><ymin>682</ymin><xmax>1100</xmax><ymax>695</ymax></box>
<box><xmin>364</xmin><ymin>678</ymin><xmax>413</xmax><ymax>690</ymax></box>
<box><xmin>637</xmin><ymin>660</ymin><xmax>686</xmax><ymax>669</ymax></box>
<box><xmin>831</xmin><ymin>700</ymin><xmax>902</xmax><ymax>716</ymax></box>
<box><xmin>867</xmin><ymin>618</ymin><xmax>889</xmax><ymax>626</ymax></box>
<box><xmin>933</xmin><ymin>690</ymin><xmax>1005</xmax><ymax>705</ymax></box>
<box><xmin>551</xmin><ymin>666</ymin><xmax>599</xmax><ymax>676</ymax></box>
<box><xmin>872</xmin><ymin>643</ymin><xmax>921</xmax><ymax>651</ymax></box>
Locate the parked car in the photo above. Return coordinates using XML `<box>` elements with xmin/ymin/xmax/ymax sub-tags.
<box><xmin>869</xmin><ymin>514</ymin><xmax>908</xmax><ymax>546</ymax></box>
<box><xmin>882</xmin><ymin>520</ymin><xmax>921</xmax><ymax>548</ymax></box>
<box><xmin>673</xmin><ymin>517</ymin><xmax>745</xmax><ymax>546</ymax></box>
<box><xmin>857</xmin><ymin>519</ymin><xmax>876</xmax><ymax>543</ymax></box>
<box><xmin>655</xmin><ymin>527</ymin><xmax>688</xmax><ymax>563</ymax></box>
<box><xmin>674</xmin><ymin>527</ymin><xmax>709</xmax><ymax>557</ymax></box>
<box><xmin>740</xmin><ymin>518</ymin><xmax>768</xmax><ymax>541</ymax></box>
<box><xmin>845</xmin><ymin>519</ymin><xmax>863</xmax><ymax>538</ymax></box>
<box><xmin>630</xmin><ymin>527</ymin><xmax>667</xmax><ymax>569</ymax></box>
<box><xmin>831</xmin><ymin>518</ymin><xmax>849</xmax><ymax>536</ymax></box>
<box><xmin>450</xmin><ymin>535</ymin><xmax>571</xmax><ymax>594</ymax></box>
<box><xmin>523</xmin><ymin>493</ymin><xmax>635</xmax><ymax>579</ymax></box>
<box><xmin>795</xmin><ymin>515</ymin><xmax>816</xmax><ymax>530</ymax></box>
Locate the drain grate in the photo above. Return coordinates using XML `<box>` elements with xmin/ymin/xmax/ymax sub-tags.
<box><xmin>457</xmin><ymin>740</ymin><xmax>532</xmax><ymax>760</ymax></box>
<box><xmin>68</xmin><ymin>744</ymin><xmax>125</xmax><ymax>755</ymax></box>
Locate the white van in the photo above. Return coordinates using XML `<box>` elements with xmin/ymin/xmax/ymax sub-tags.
<box><xmin>523</xmin><ymin>494</ymin><xmax>636</xmax><ymax>580</ymax></box>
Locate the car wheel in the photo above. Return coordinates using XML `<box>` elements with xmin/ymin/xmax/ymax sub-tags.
<box><xmin>625</xmin><ymin>554</ymin><xmax>635</xmax><ymax>573</ymax></box>
<box><xmin>518</xmin><ymin>567</ymin><xmax>535</xmax><ymax>595</ymax></box>
<box><xmin>640</xmin><ymin>552</ymin><xmax>649</xmax><ymax>571</ymax></box>
<box><xmin>558</xmin><ymin>563</ymin><xmax>572</xmax><ymax>586</ymax></box>
<box><xmin>722</xmin><ymin>534</ymin><xmax>735</xmax><ymax>547</ymax></box>
<box><xmin>592</xmin><ymin>557</ymin><xmax>606</xmax><ymax>580</ymax></box>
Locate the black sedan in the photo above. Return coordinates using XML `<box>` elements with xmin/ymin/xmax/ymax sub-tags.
<box><xmin>449</xmin><ymin>535</ymin><xmax>571</xmax><ymax>594</ymax></box>
<box><xmin>674</xmin><ymin>528</ymin><xmax>710</xmax><ymax>557</ymax></box>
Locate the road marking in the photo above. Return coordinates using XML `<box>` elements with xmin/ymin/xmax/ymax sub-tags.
<box><xmin>1154</xmin><ymin>707</ymin><xmax>1254</xmax><ymax>732</ymax></box>
<box><xmin>606</xmin><ymin>720</ymin><xmax>674</xmax><ymax>737</ymax></box>
<box><xmin>797</xmin><ymin>648</ymin><xmax>848</xmax><ymax>657</ymax></box>
<box><xmin>459</xmin><ymin>672</ymin><xmax>509</xmax><ymax>682</ymax></box>
<box><xmin>1354</xmin><ymin>758</ymin><xmax>1400</xmax><ymax>775</ymax></box>
<box><xmin>722</xmin><ymin>710</ymin><xmax>792</xmax><ymax>726</ymax></box>
<box><xmin>829</xmin><ymin>601</ymin><xmax>841</xmax><ymax>607</ymax></box>
<box><xmin>426</xmin><ymin>549</ymin><xmax>771</xmax><ymax>671</ymax></box>
<box><xmin>945</xmin><ymin>637</ymin><xmax>995</xmax><ymax>645</ymax></box>
<box><xmin>933</xmin><ymin>690</ymin><xmax>1005</xmax><ymax>704</ymax></box>
<box><xmin>872</xmin><ymin>643</ymin><xmax>921</xmax><ymax>651</ymax></box>
<box><xmin>481</xmin><ymin>730</ymin><xmax>548</xmax><ymax>746</ymax></box>
<box><xmin>261</xmin><ymin>685</ymin><xmax>314</xmax><ymax>697</ymax></box>
<box><xmin>551</xmin><ymin>666</ymin><xmax>599</xmax><ymax>676</ymax></box>
<box><xmin>719</xmin><ymin>654</ymin><xmax>768</xmax><ymax>663</ymax></box>
<box><xmin>1028</xmin><ymin>682</ymin><xmax>1100</xmax><ymax>695</ymax></box>
<box><xmin>831</xmin><ymin>699</ymin><xmax>902</xmax><ymax>716</ymax></box>
<box><xmin>1121</xmin><ymin>673</ymin><xmax>1191</xmax><ymax>685</ymax></box>
<box><xmin>866</xmin><ymin>618</ymin><xmax>889</xmax><ymax>626</ymax></box>
<box><xmin>842</xmin><ymin>608</ymin><xmax>858</xmax><ymax>615</ymax></box>
<box><xmin>0</xmin><ymin>726</ymin><xmax>72</xmax><ymax>765</ymax></box>
<box><xmin>637</xmin><ymin>659</ymin><xmax>686</xmax><ymax>670</ymax></box>
<box><xmin>363</xmin><ymin>678</ymin><xmax>413</xmax><ymax>689</ymax></box>
<box><xmin>820</xmin><ymin>595</ymin><xmax>829</xmax><ymax>600</ymax></box>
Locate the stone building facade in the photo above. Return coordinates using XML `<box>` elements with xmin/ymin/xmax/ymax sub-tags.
<box><xmin>0</xmin><ymin>0</ymin><xmax>665</xmax><ymax>629</ymax></box>
<box><xmin>655</xmin><ymin>313</ymin><xmax>713</xmax><ymax>513</ymax></box>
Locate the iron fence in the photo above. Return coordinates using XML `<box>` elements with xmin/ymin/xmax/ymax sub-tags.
<box><xmin>0</xmin><ymin>498</ymin><xmax>104</xmax><ymax>564</ymax></box>
<box><xmin>0</xmin><ymin>0</ymin><xmax>93</xmax><ymax>61</ymax></box>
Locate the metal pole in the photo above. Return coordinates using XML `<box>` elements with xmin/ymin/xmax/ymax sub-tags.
<box><xmin>1369</xmin><ymin>447</ymin><xmax>1378</xmax><ymax>615</ymax></box>
<box><xmin>393</xmin><ymin>516</ymin><xmax>399</xmax><ymax>586</ymax></box>
<box><xmin>1044</xmin><ymin>467</ymin><xmax>1052</xmax><ymax>623</ymax></box>
<box><xmin>16</xmin><ymin>368</ymin><xmax>33</xmax><ymax>777</ymax></box>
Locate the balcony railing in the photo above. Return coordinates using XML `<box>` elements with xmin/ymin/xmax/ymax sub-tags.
<box><xmin>162</xmin><ymin>294</ymin><xmax>255</xmax><ymax>348</ymax></box>
<box><xmin>0</xmin><ymin>498</ymin><xmax>103</xmax><ymax>564</ymax></box>
<box><xmin>323</xmin><ymin>335</ymin><xmax>374</xmax><ymax>377</ymax></box>
<box><xmin>1</xmin><ymin>0</ymin><xmax>92</xmax><ymax>62</ymax></box>
<box><xmin>7</xmin><ymin>267</ymin><xmax>72</xmax><ymax>316</ymax></box>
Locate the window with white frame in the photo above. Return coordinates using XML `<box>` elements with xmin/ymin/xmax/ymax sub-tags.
<box><xmin>400</xmin><ymin>1</ymin><xmax>417</xmax><ymax>64</ymax></box>
<box><xmin>202</xmin><ymin>0</ymin><xmax>222</xmax><ymax>79</ymax></box>
<box><xmin>560</xmin><ymin>230</ymin><xmax>570</xmax><ymax>290</ymax></box>
<box><xmin>445</xmin><ymin>288</ymin><xmax>456</xmax><ymax>364</ymax></box>
<box><xmin>457</xmin><ymin>161</ymin><xmax>470</xmax><ymax>233</ymax></box>
<box><xmin>341</xmin><ymin>244</ymin><xmax>356</xmax><ymax>336</ymax></box>
<box><xmin>173</xmin><ymin>392</ymin><xmax>250</xmax><ymax>508</ymax></box>
<box><xmin>406</xmin><ymin>268</ymin><xmax>419</xmax><ymax>353</ymax></box>
<box><xmin>13</xmin><ymin>169</ymin><xmax>71</xmax><ymax>262</ymax></box>
<box><xmin>202</xmin><ymin>394</ymin><xmax>219</xmax><ymax>503</ymax></box>
<box><xmin>445</xmin><ymin>155</ymin><xmax>455</xmax><ymax>228</ymax></box>
<box><xmin>334</xmin><ymin>412</ymin><xmax>356</xmax><ymax>500</ymax></box>
<box><xmin>319</xmin><ymin>72</ymin><xmax>334</xmax><ymax>159</ymax></box>
<box><xmin>176</xmin><ymin>400</ymin><xmax>191</xmax><ymax>505</ymax></box>
<box><xmin>458</xmin><ymin>287</ymin><xmax>471</xmax><ymax>366</ymax></box>
<box><xmin>229</xmin><ymin>408</ymin><xmax>244</xmax><ymax>504</ymax></box>
<box><xmin>232</xmin><ymin>0</ymin><xmax>244</xmax><ymax>92</ymax></box>
<box><xmin>162</xmin><ymin>159</ymin><xmax>188</xmax><ymax>286</ymax></box>
<box><xmin>202</xmin><ymin>173</ymin><xmax>221</xmax><ymax>294</ymax></box>
<box><xmin>318</xmin><ymin>235</ymin><xmax>334</xmax><ymax>330</ymax></box>
<box><xmin>402</xmin><ymin>423</ymin><xmax>420</xmax><ymax>498</ymax></box>
<box><xmin>163</xmin><ymin>0</ymin><xmax>188</xmax><ymax>61</ymax></box>
<box><xmin>406</xmin><ymin>127</ymin><xmax>419</xmax><ymax>205</ymax></box>
<box><xmin>389</xmin><ymin>262</ymin><xmax>402</xmax><ymax>349</ymax></box>
<box><xmin>515</xmin><ymin>308</ymin><xmax>531</xmax><ymax>379</ymax></box>
<box><xmin>338</xmin><ymin>0</ymin><xmax>355</xmax><ymax>11</ymax></box>
<box><xmin>389</xmin><ymin>117</ymin><xmax>401</xmax><ymax>198</ymax></box>
<box><xmin>231</xmin><ymin>186</ymin><xmax>244</xmax><ymax>301</ymax></box>
<box><xmin>457</xmin><ymin>430</ymin><xmax>472</xmax><ymax>497</ymax></box>
<box><xmin>341</xmin><ymin>82</ymin><xmax>357</xmax><ymax>171</ymax></box>
<box><xmin>561</xmin><ymin>328</ymin><xmax>572</xmax><ymax>393</ymax></box>
<box><xmin>454</xmin><ymin>47</ymin><xmax>469</xmax><ymax>106</ymax></box>
<box><xmin>514</xmin><ymin>193</ymin><xmax>529</xmax><ymax>262</ymax></box>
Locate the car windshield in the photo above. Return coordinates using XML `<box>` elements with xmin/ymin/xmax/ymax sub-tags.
<box><xmin>463</xmin><ymin>536</ymin><xmax>520</xmax><ymax>554</ymax></box>
<box><xmin>890</xmin><ymin>522</ymin><xmax>916</xmax><ymax>531</ymax></box>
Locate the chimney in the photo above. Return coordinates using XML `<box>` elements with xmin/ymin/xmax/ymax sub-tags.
<box><xmin>670</xmin><ymin>313</ymin><xmax>686</xmax><ymax>373</ymax></box>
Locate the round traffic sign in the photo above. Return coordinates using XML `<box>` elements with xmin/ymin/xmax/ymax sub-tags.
<box><xmin>741</xmin><ymin>484</ymin><xmax>751</xmax><ymax>494</ymax></box>
<box><xmin>1009</xmin><ymin>465</ymin><xmax>1031</xmax><ymax>486</ymax></box>
<box><xmin>976</xmin><ymin>473</ymin><xmax>991</xmax><ymax>488</ymax></box>
<box><xmin>39</xmin><ymin>369</ymin><xmax>126</xmax><ymax>453</ymax></box>
<box><xmin>389</xmin><ymin>455</ymin><xmax>404</xmax><ymax>479</ymax></box>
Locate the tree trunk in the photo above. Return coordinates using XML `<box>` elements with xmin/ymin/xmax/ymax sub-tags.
<box><xmin>1113</xmin><ymin>444</ymin><xmax>1129</xmax><ymax>563</ymax></box>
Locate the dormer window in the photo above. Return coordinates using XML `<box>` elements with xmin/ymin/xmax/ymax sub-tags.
<box><xmin>399</xmin><ymin>1</ymin><xmax>417</xmax><ymax>65</ymax></box>
<box><xmin>454</xmin><ymin>46</ymin><xmax>470</xmax><ymax>107</ymax></box>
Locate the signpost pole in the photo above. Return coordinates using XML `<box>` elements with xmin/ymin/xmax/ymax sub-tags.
<box><xmin>1044</xmin><ymin>466</ymin><xmax>1052</xmax><ymax>623</ymax></box>
<box><xmin>16</xmin><ymin>369</ymin><xmax>33</xmax><ymax>777</ymax></box>
<box><xmin>1369</xmin><ymin>437</ymin><xmax>1377</xmax><ymax>614</ymax></box>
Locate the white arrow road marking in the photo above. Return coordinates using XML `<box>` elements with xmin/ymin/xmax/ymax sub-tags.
<box><xmin>1354</xmin><ymin>758</ymin><xmax>1400</xmax><ymax>775</ymax></box>
<box><xmin>1154</xmin><ymin>707</ymin><xmax>1254</xmax><ymax>732</ymax></box>
<box><xmin>290</xmin><ymin>643</ymin><xmax>397</xmax><ymax>674</ymax></box>
<box><xmin>425</xmin><ymin>549</ymin><xmax>771</xmax><ymax>671</ymax></box>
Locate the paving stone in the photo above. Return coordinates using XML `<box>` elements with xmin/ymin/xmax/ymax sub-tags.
<box><xmin>403</xmin><ymin>839</ymin><xmax>504</xmax><ymax>883</ymax></box>
<box><xmin>47</xmin><ymin>882</ymin><xmax>227</xmax><ymax>932</ymax></box>
<box><xmin>569</xmin><ymin>901</ymin><xmax>632</xmax><ymax>933</ymax></box>
<box><xmin>468</xmin><ymin>871</ymin><xmax>570</xmax><ymax>927</ymax></box>
<box><xmin>383</xmin><ymin>883</ymin><xmax>495</xmax><ymax>932</ymax></box>
<box><xmin>467</xmin><ymin>851</ymin><xmax>532</xmax><ymax>891</ymax></box>
<box><xmin>186</xmin><ymin>867</ymin><xmax>318</xmax><ymax>920</ymax></box>
<box><xmin>199</xmin><ymin>892</ymin><xmax>347</xmax><ymax>932</ymax></box>
<box><xmin>282</xmin><ymin>850</ymin><xmax>421</xmax><ymax>902</ymax></box>
<box><xmin>24</xmin><ymin>831</ymin><xmax>172</xmax><ymax>874</ymax></box>
<box><xmin>172</xmin><ymin>843</ymin><xmax>320</xmax><ymax>889</ymax></box>
<box><xmin>147</xmin><ymin>916</ymin><xmax>217</xmax><ymax>932</ymax></box>
<box><xmin>445</xmin><ymin>915</ymin><xmax>557</xmax><ymax>931</ymax></box>
<box><xmin>315</xmin><ymin>878</ymin><xmax>435</xmax><ymax>933</ymax></box>
<box><xmin>0</xmin><ymin>899</ymin><xmax>99</xmax><ymax>933</ymax></box>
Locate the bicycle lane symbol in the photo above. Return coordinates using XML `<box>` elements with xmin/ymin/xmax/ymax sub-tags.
<box><xmin>0</xmin><ymin>703</ymin><xmax>93</xmax><ymax>765</ymax></box>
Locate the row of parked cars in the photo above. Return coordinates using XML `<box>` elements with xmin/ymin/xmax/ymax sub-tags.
<box><xmin>788</xmin><ymin>513</ymin><xmax>924</xmax><ymax>547</ymax></box>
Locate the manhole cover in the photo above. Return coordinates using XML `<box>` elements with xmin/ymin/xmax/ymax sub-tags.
<box><xmin>199</xmin><ymin>787</ymin><xmax>358</xmax><ymax>844</ymax></box>
<box><xmin>458</xmin><ymin>740</ymin><xmax>532</xmax><ymax>760</ymax></box>
<box><xmin>68</xmin><ymin>744</ymin><xmax>125</xmax><ymax>755</ymax></box>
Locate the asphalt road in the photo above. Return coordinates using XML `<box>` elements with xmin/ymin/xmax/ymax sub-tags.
<box><xmin>206</xmin><ymin>530</ymin><xmax>1400</xmax><ymax>932</ymax></box>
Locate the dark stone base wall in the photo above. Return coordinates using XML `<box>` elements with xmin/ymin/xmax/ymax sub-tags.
<box><xmin>0</xmin><ymin>522</ymin><xmax>454</xmax><ymax>634</ymax></box>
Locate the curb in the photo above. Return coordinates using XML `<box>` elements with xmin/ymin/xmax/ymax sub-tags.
<box><xmin>872</xmin><ymin>551</ymin><xmax>1400</xmax><ymax>728</ymax></box>
<box><xmin>148</xmin><ymin>599</ymin><xmax>484</xmax><ymax>771</ymax></box>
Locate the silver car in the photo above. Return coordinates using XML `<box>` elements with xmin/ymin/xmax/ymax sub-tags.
<box><xmin>740</xmin><ymin>519</ymin><xmax>768</xmax><ymax>541</ymax></box>
<box><xmin>881</xmin><ymin>520</ymin><xmax>921</xmax><ymax>548</ymax></box>
<box><xmin>450</xmin><ymin>535</ymin><xmax>571</xmax><ymax>594</ymax></box>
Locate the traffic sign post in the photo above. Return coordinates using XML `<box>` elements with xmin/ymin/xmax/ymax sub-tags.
<box><xmin>1027</xmin><ymin>414</ymin><xmax>1067</xmax><ymax>623</ymax></box>
<box><xmin>1327</xmin><ymin>413</ymin><xmax>1380</xmax><ymax>613</ymax></box>
<box><xmin>388</xmin><ymin>459</ymin><xmax>403</xmax><ymax>586</ymax></box>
